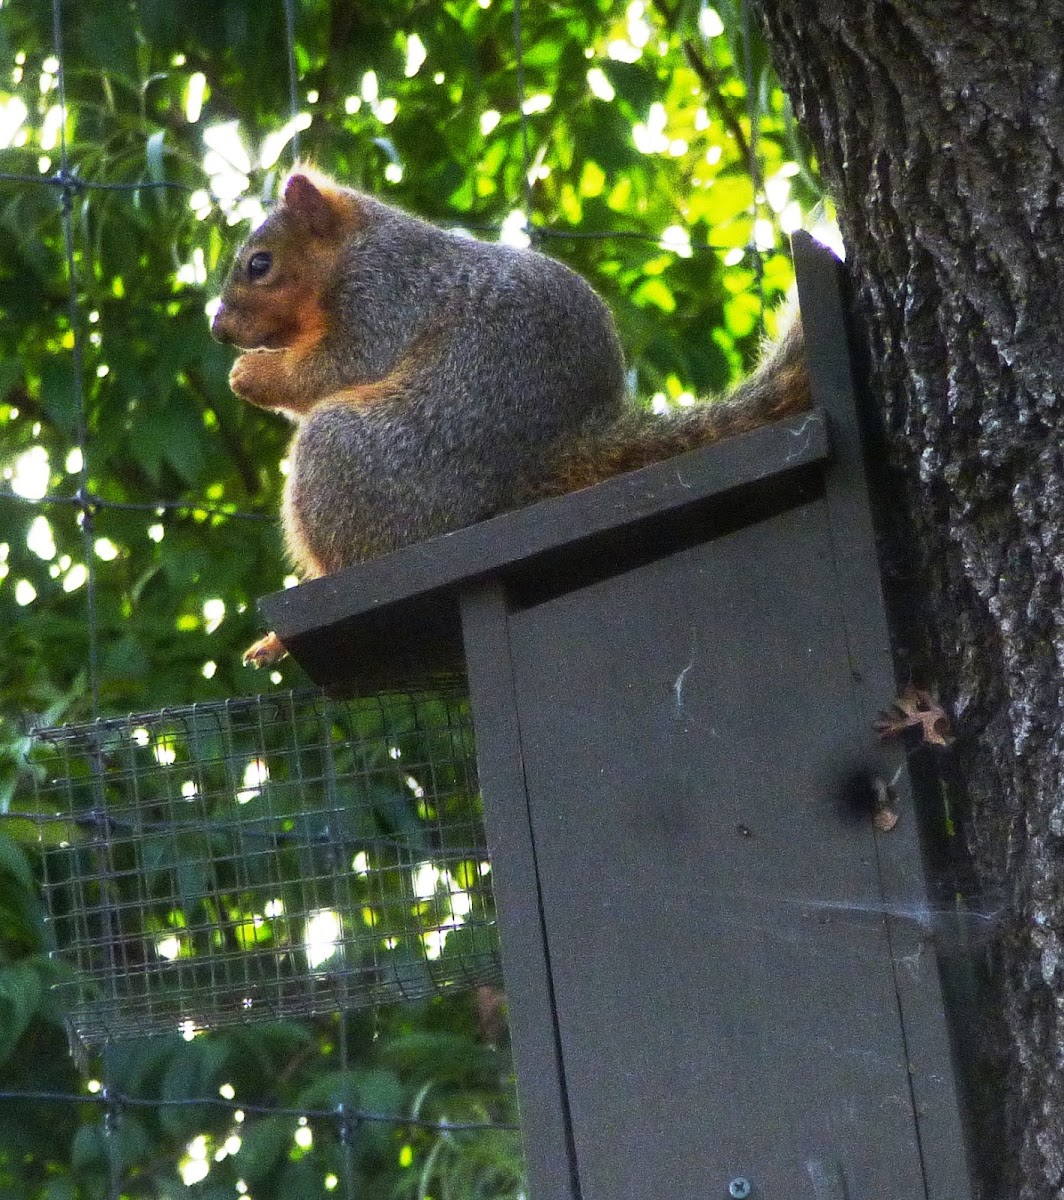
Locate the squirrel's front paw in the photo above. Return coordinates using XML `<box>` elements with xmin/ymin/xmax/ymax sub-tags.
<box><xmin>243</xmin><ymin>631</ymin><xmax>289</xmax><ymax>668</ymax></box>
<box><xmin>229</xmin><ymin>351</ymin><xmax>282</xmax><ymax>407</ymax></box>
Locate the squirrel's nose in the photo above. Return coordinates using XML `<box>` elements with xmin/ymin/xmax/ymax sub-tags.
<box><xmin>210</xmin><ymin>304</ymin><xmax>231</xmax><ymax>344</ymax></box>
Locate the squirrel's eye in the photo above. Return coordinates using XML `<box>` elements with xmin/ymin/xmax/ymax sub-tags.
<box><xmin>247</xmin><ymin>251</ymin><xmax>272</xmax><ymax>281</ymax></box>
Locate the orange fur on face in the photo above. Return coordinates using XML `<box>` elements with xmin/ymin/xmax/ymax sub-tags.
<box><xmin>286</xmin><ymin>297</ymin><xmax>329</xmax><ymax>358</ymax></box>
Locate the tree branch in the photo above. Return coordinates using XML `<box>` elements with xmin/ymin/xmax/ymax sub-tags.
<box><xmin>680</xmin><ymin>34</ymin><xmax>764</xmax><ymax>197</ymax></box>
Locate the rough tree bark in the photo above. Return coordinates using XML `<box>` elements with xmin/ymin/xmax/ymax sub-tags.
<box><xmin>757</xmin><ymin>2</ymin><xmax>1064</xmax><ymax>1196</ymax></box>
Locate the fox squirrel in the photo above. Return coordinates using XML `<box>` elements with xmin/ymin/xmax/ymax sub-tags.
<box><xmin>211</xmin><ymin>168</ymin><xmax>810</xmax><ymax>667</ymax></box>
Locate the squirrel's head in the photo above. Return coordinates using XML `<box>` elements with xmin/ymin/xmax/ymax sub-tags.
<box><xmin>210</xmin><ymin>170</ymin><xmax>361</xmax><ymax>350</ymax></box>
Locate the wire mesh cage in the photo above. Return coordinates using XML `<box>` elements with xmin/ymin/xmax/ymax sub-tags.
<box><xmin>22</xmin><ymin>685</ymin><xmax>500</xmax><ymax>1047</ymax></box>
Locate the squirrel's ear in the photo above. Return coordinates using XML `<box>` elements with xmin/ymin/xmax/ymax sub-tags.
<box><xmin>283</xmin><ymin>173</ymin><xmax>341</xmax><ymax>237</ymax></box>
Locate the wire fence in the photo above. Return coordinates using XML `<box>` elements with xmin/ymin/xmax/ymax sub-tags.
<box><xmin>0</xmin><ymin>0</ymin><xmax>787</xmax><ymax>1195</ymax></box>
<box><xmin>29</xmin><ymin>685</ymin><xmax>500</xmax><ymax>1043</ymax></box>
<box><xmin>0</xmin><ymin>1086</ymin><xmax>518</xmax><ymax>1130</ymax></box>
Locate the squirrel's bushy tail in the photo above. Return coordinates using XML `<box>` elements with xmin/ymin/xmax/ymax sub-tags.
<box><xmin>529</xmin><ymin>314</ymin><xmax>810</xmax><ymax>500</ymax></box>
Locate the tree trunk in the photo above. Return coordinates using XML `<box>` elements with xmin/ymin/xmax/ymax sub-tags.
<box><xmin>757</xmin><ymin>2</ymin><xmax>1064</xmax><ymax>1195</ymax></box>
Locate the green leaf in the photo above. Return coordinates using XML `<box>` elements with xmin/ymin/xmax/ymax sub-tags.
<box><xmin>0</xmin><ymin>961</ymin><xmax>44</xmax><ymax>1055</ymax></box>
<box><xmin>70</xmin><ymin>1123</ymin><xmax>108</xmax><ymax>1172</ymax></box>
<box><xmin>39</xmin><ymin>357</ymin><xmax>78</xmax><ymax>433</ymax></box>
<box><xmin>146</xmin><ymin>130</ymin><xmax>167</xmax><ymax>184</ymax></box>
<box><xmin>0</xmin><ymin>833</ymin><xmax>35</xmax><ymax>891</ymax></box>
<box><xmin>236</xmin><ymin>1114</ymin><xmax>291</xmax><ymax>1182</ymax></box>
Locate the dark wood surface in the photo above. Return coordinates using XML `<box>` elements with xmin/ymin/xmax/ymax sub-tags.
<box><xmin>459</xmin><ymin>582</ymin><xmax>581</xmax><ymax>1200</ymax></box>
<box><xmin>504</xmin><ymin>495</ymin><xmax>929</xmax><ymax>1198</ymax></box>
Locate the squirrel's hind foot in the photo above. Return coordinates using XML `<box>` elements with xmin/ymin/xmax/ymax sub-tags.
<box><xmin>243</xmin><ymin>631</ymin><xmax>289</xmax><ymax>669</ymax></box>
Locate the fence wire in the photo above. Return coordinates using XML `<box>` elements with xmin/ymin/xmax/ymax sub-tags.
<box><xmin>0</xmin><ymin>1087</ymin><xmax>519</xmax><ymax>1131</ymax></box>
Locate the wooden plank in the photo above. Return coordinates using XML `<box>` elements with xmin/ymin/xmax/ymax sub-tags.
<box><xmin>261</xmin><ymin>410</ymin><xmax>829</xmax><ymax>686</ymax></box>
<box><xmin>793</xmin><ymin>231</ymin><xmax>975</xmax><ymax>1199</ymax></box>
<box><xmin>459</xmin><ymin>582</ymin><xmax>581</xmax><ymax>1200</ymax></box>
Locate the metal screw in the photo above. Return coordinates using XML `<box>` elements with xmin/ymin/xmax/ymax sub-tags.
<box><xmin>728</xmin><ymin>1179</ymin><xmax>752</xmax><ymax>1199</ymax></box>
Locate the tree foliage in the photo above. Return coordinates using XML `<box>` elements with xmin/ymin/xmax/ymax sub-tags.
<box><xmin>0</xmin><ymin>0</ymin><xmax>817</xmax><ymax>1195</ymax></box>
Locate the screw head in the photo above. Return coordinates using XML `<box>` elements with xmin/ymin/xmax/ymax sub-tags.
<box><xmin>728</xmin><ymin>1179</ymin><xmax>752</xmax><ymax>1199</ymax></box>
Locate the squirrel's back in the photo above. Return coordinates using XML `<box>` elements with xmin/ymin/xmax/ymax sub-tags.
<box><xmin>323</xmin><ymin>195</ymin><xmax>628</xmax><ymax>421</ymax></box>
